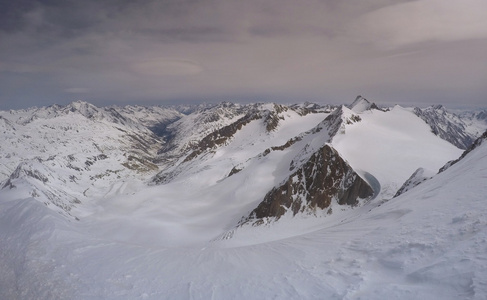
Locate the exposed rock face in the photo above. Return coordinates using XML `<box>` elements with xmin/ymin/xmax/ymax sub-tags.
<box><xmin>242</xmin><ymin>144</ymin><xmax>374</xmax><ymax>225</ymax></box>
<box><xmin>413</xmin><ymin>105</ymin><xmax>475</xmax><ymax>150</ymax></box>
<box><xmin>289</xmin><ymin>102</ymin><xmax>335</xmax><ymax>116</ymax></box>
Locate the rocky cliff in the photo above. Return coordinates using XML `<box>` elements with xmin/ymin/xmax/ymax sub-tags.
<box><xmin>242</xmin><ymin>144</ymin><xmax>374</xmax><ymax>225</ymax></box>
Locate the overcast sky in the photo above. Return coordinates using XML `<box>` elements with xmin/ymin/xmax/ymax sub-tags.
<box><xmin>1</xmin><ymin>0</ymin><xmax>486</xmax><ymax>110</ymax></box>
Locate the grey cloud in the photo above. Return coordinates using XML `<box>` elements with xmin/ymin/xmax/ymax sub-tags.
<box><xmin>131</xmin><ymin>59</ymin><xmax>203</xmax><ymax>76</ymax></box>
<box><xmin>64</xmin><ymin>87</ymin><xmax>90</xmax><ymax>94</ymax></box>
<box><xmin>0</xmin><ymin>0</ymin><xmax>486</xmax><ymax>110</ymax></box>
<box><xmin>349</xmin><ymin>0</ymin><xmax>487</xmax><ymax>49</ymax></box>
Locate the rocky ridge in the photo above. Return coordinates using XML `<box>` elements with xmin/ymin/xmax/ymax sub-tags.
<box><xmin>413</xmin><ymin>105</ymin><xmax>476</xmax><ymax>149</ymax></box>
<box><xmin>241</xmin><ymin>144</ymin><xmax>374</xmax><ymax>225</ymax></box>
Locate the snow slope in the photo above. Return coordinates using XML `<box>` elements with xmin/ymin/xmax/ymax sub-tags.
<box><xmin>0</xmin><ymin>102</ymin><xmax>172</xmax><ymax>219</ymax></box>
<box><xmin>332</xmin><ymin>105</ymin><xmax>463</xmax><ymax>199</ymax></box>
<box><xmin>1</xmin><ymin>129</ymin><xmax>486</xmax><ymax>300</ymax></box>
<box><xmin>1</xmin><ymin>100</ymin><xmax>486</xmax><ymax>299</ymax></box>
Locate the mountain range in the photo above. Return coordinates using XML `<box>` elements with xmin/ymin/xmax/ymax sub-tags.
<box><xmin>1</xmin><ymin>97</ymin><xmax>486</xmax><ymax>299</ymax></box>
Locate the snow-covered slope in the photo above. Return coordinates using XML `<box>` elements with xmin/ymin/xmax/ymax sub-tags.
<box><xmin>459</xmin><ymin>109</ymin><xmax>487</xmax><ymax>139</ymax></box>
<box><xmin>1</xmin><ymin>99</ymin><xmax>486</xmax><ymax>299</ymax></box>
<box><xmin>0</xmin><ymin>101</ymin><xmax>178</xmax><ymax>218</ymax></box>
<box><xmin>1</xmin><ymin>109</ymin><xmax>486</xmax><ymax>300</ymax></box>
<box><xmin>151</xmin><ymin>103</ymin><xmax>332</xmax><ymax>185</ymax></box>
<box><xmin>332</xmin><ymin>105</ymin><xmax>463</xmax><ymax>199</ymax></box>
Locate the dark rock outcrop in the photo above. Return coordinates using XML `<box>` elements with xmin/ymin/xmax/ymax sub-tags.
<box><xmin>394</xmin><ymin>168</ymin><xmax>431</xmax><ymax>197</ymax></box>
<box><xmin>413</xmin><ymin>105</ymin><xmax>475</xmax><ymax>150</ymax></box>
<box><xmin>183</xmin><ymin>111</ymin><xmax>261</xmax><ymax>162</ymax></box>
<box><xmin>242</xmin><ymin>144</ymin><xmax>374</xmax><ymax>225</ymax></box>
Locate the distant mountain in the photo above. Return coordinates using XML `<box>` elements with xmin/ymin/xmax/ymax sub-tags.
<box><xmin>151</xmin><ymin>102</ymin><xmax>334</xmax><ymax>185</ymax></box>
<box><xmin>395</xmin><ymin>126</ymin><xmax>487</xmax><ymax>198</ymax></box>
<box><xmin>0</xmin><ymin>101</ymin><xmax>179</xmax><ymax>218</ymax></box>
<box><xmin>0</xmin><ymin>98</ymin><xmax>484</xmax><ymax>222</ymax></box>
<box><xmin>413</xmin><ymin>105</ymin><xmax>478</xmax><ymax>149</ymax></box>
<box><xmin>348</xmin><ymin>95</ymin><xmax>382</xmax><ymax>113</ymax></box>
<box><xmin>439</xmin><ymin>129</ymin><xmax>487</xmax><ymax>173</ymax></box>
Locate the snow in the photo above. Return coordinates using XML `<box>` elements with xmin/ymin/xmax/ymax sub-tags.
<box><xmin>349</xmin><ymin>96</ymin><xmax>373</xmax><ymax>113</ymax></box>
<box><xmin>1</xmin><ymin>141</ymin><xmax>486</xmax><ymax>299</ymax></box>
<box><xmin>1</xmin><ymin>101</ymin><xmax>486</xmax><ymax>299</ymax></box>
<box><xmin>461</xmin><ymin>110</ymin><xmax>487</xmax><ymax>137</ymax></box>
<box><xmin>332</xmin><ymin>105</ymin><xmax>463</xmax><ymax>199</ymax></box>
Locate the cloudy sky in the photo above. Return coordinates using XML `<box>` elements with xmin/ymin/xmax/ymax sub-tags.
<box><xmin>1</xmin><ymin>0</ymin><xmax>486</xmax><ymax>110</ymax></box>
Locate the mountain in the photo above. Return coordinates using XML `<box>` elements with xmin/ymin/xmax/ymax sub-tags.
<box><xmin>395</xmin><ymin>128</ymin><xmax>487</xmax><ymax>198</ymax></box>
<box><xmin>241</xmin><ymin>144</ymin><xmax>374</xmax><ymax>226</ymax></box>
<box><xmin>0</xmin><ymin>101</ymin><xmax>180</xmax><ymax>218</ymax></box>
<box><xmin>348</xmin><ymin>95</ymin><xmax>382</xmax><ymax>113</ymax></box>
<box><xmin>458</xmin><ymin>109</ymin><xmax>487</xmax><ymax>139</ymax></box>
<box><xmin>151</xmin><ymin>102</ymin><xmax>334</xmax><ymax>185</ymax></box>
<box><xmin>0</xmin><ymin>98</ymin><xmax>473</xmax><ymax>220</ymax></box>
<box><xmin>413</xmin><ymin>105</ymin><xmax>478</xmax><ymax>149</ymax></box>
<box><xmin>1</xmin><ymin>98</ymin><xmax>487</xmax><ymax>299</ymax></box>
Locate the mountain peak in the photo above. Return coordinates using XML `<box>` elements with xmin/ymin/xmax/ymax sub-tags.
<box><xmin>67</xmin><ymin>100</ymin><xmax>96</xmax><ymax>110</ymax></box>
<box><xmin>432</xmin><ymin>104</ymin><xmax>445</xmax><ymax>110</ymax></box>
<box><xmin>349</xmin><ymin>95</ymin><xmax>379</xmax><ymax>113</ymax></box>
<box><xmin>65</xmin><ymin>100</ymin><xmax>101</xmax><ymax>119</ymax></box>
<box><xmin>352</xmin><ymin>95</ymin><xmax>369</xmax><ymax>104</ymax></box>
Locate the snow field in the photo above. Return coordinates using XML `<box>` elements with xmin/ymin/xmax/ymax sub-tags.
<box><xmin>1</xmin><ymin>101</ymin><xmax>486</xmax><ymax>299</ymax></box>
<box><xmin>333</xmin><ymin>106</ymin><xmax>463</xmax><ymax>199</ymax></box>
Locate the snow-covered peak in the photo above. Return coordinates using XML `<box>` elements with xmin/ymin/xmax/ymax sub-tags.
<box><xmin>65</xmin><ymin>100</ymin><xmax>101</xmax><ymax>118</ymax></box>
<box><xmin>348</xmin><ymin>95</ymin><xmax>379</xmax><ymax>113</ymax></box>
<box><xmin>67</xmin><ymin>100</ymin><xmax>96</xmax><ymax>110</ymax></box>
<box><xmin>425</xmin><ymin>104</ymin><xmax>446</xmax><ymax>111</ymax></box>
